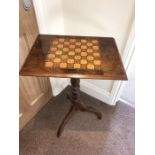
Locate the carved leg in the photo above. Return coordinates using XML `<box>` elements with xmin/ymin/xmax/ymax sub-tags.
<box><xmin>57</xmin><ymin>78</ymin><xmax>102</xmax><ymax>137</ymax></box>
<box><xmin>81</xmin><ymin>105</ymin><xmax>102</xmax><ymax>119</ymax></box>
<box><xmin>57</xmin><ymin>106</ymin><xmax>76</xmax><ymax>137</ymax></box>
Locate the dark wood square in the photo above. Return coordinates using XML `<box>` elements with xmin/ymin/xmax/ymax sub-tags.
<box><xmin>20</xmin><ymin>34</ymin><xmax>127</xmax><ymax>80</ymax></box>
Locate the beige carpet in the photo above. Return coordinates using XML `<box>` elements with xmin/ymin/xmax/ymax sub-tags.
<box><xmin>20</xmin><ymin>86</ymin><xmax>135</xmax><ymax>155</ymax></box>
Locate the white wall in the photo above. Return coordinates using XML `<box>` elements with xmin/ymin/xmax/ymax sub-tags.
<box><xmin>33</xmin><ymin>0</ymin><xmax>135</xmax><ymax>104</ymax></box>
<box><xmin>33</xmin><ymin>0</ymin><xmax>64</xmax><ymax>34</ymax></box>
<box><xmin>63</xmin><ymin>0</ymin><xmax>134</xmax><ymax>54</ymax></box>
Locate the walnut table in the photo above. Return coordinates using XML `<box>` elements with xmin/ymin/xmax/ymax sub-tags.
<box><xmin>20</xmin><ymin>34</ymin><xmax>127</xmax><ymax>137</ymax></box>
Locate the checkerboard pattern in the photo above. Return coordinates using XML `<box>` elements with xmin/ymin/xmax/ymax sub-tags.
<box><xmin>45</xmin><ymin>37</ymin><xmax>102</xmax><ymax>71</ymax></box>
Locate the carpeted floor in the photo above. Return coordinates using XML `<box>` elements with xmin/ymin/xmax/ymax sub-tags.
<box><xmin>20</xmin><ymin>86</ymin><xmax>135</xmax><ymax>155</ymax></box>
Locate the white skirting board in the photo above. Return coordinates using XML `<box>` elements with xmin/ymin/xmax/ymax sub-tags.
<box><xmin>49</xmin><ymin>78</ymin><xmax>113</xmax><ymax>105</ymax></box>
<box><xmin>119</xmin><ymin>98</ymin><xmax>135</xmax><ymax>108</ymax></box>
<box><xmin>80</xmin><ymin>80</ymin><xmax>111</xmax><ymax>105</ymax></box>
<box><xmin>50</xmin><ymin>78</ymin><xmax>70</xmax><ymax>96</ymax></box>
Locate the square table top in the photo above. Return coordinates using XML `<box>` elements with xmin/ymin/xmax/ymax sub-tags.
<box><xmin>20</xmin><ymin>34</ymin><xmax>127</xmax><ymax>80</ymax></box>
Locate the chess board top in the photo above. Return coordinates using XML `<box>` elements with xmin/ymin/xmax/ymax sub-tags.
<box><xmin>20</xmin><ymin>34</ymin><xmax>127</xmax><ymax>80</ymax></box>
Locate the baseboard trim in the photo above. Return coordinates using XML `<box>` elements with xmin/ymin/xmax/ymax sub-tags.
<box><xmin>80</xmin><ymin>80</ymin><xmax>112</xmax><ymax>105</ymax></box>
<box><xmin>50</xmin><ymin>78</ymin><xmax>114</xmax><ymax>106</ymax></box>
<box><xmin>119</xmin><ymin>98</ymin><xmax>135</xmax><ymax>108</ymax></box>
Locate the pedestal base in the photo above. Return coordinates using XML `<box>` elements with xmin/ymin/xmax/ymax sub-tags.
<box><xmin>57</xmin><ymin>78</ymin><xmax>102</xmax><ymax>137</ymax></box>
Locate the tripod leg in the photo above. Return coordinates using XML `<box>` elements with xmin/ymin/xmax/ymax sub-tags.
<box><xmin>57</xmin><ymin>106</ymin><xmax>76</xmax><ymax>137</ymax></box>
<box><xmin>82</xmin><ymin>105</ymin><xmax>102</xmax><ymax>119</ymax></box>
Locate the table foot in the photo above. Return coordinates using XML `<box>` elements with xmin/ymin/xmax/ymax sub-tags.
<box><xmin>57</xmin><ymin>106</ymin><xmax>76</xmax><ymax>137</ymax></box>
<box><xmin>81</xmin><ymin>105</ymin><xmax>102</xmax><ymax>119</ymax></box>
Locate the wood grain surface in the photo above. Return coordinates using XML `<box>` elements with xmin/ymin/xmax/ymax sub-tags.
<box><xmin>20</xmin><ymin>34</ymin><xmax>127</xmax><ymax>80</ymax></box>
